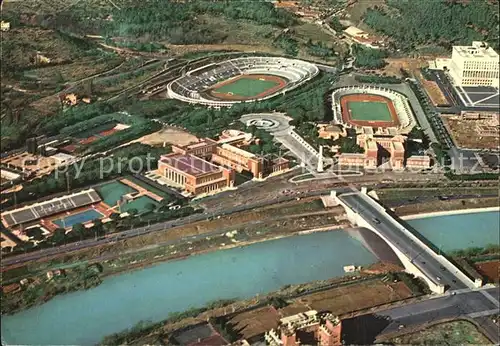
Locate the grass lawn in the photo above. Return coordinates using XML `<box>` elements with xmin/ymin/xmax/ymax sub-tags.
<box><xmin>347</xmin><ymin>101</ymin><xmax>393</xmax><ymax>122</ymax></box>
<box><xmin>212</xmin><ymin>77</ymin><xmax>279</xmax><ymax>97</ymax></box>
<box><xmin>96</xmin><ymin>181</ymin><xmax>138</xmax><ymax>207</ymax></box>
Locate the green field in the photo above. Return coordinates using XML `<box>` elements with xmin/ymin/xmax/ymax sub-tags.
<box><xmin>347</xmin><ymin>101</ymin><xmax>393</xmax><ymax>122</ymax></box>
<box><xmin>212</xmin><ymin>77</ymin><xmax>279</xmax><ymax>98</ymax></box>
<box><xmin>96</xmin><ymin>181</ymin><xmax>137</xmax><ymax>207</ymax></box>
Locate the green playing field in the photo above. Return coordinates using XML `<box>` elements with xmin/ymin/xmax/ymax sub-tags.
<box><xmin>347</xmin><ymin>101</ymin><xmax>393</xmax><ymax>121</ymax></box>
<box><xmin>212</xmin><ymin>77</ymin><xmax>279</xmax><ymax>97</ymax></box>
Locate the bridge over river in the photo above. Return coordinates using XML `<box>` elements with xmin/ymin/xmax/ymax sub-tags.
<box><xmin>331</xmin><ymin>188</ymin><xmax>484</xmax><ymax>294</ymax></box>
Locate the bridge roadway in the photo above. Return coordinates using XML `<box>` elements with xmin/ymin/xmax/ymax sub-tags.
<box><xmin>338</xmin><ymin>192</ymin><xmax>468</xmax><ymax>291</ymax></box>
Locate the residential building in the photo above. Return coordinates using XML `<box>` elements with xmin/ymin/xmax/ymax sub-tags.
<box><xmin>157</xmin><ymin>154</ymin><xmax>234</xmax><ymax>195</ymax></box>
<box><xmin>343</xmin><ymin>26</ymin><xmax>381</xmax><ymax>49</ymax></box>
<box><xmin>265</xmin><ymin>310</ymin><xmax>342</xmax><ymax>346</ymax></box>
<box><xmin>317</xmin><ymin>124</ymin><xmax>347</xmax><ymax>140</ymax></box>
<box><xmin>406</xmin><ymin>155</ymin><xmax>431</xmax><ymax>169</ymax></box>
<box><xmin>448</xmin><ymin>41</ymin><xmax>499</xmax><ymax>87</ymax></box>
<box><xmin>365</xmin><ymin>139</ymin><xmax>378</xmax><ymax>168</ymax></box>
<box><xmin>172</xmin><ymin>138</ymin><xmax>218</xmax><ymax>159</ymax></box>
<box><xmin>337</xmin><ymin>153</ymin><xmax>366</xmax><ymax>167</ymax></box>
<box><xmin>1</xmin><ymin>21</ymin><xmax>10</xmax><ymax>31</ymax></box>
<box><xmin>212</xmin><ymin>144</ymin><xmax>264</xmax><ymax>178</ymax></box>
<box><xmin>390</xmin><ymin>142</ymin><xmax>405</xmax><ymax>169</ymax></box>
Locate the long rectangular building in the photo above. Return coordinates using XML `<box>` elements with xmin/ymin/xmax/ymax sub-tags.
<box><xmin>158</xmin><ymin>154</ymin><xmax>234</xmax><ymax>195</ymax></box>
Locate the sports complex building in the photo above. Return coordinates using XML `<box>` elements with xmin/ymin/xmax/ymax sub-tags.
<box><xmin>332</xmin><ymin>85</ymin><xmax>416</xmax><ymax>134</ymax></box>
<box><xmin>167</xmin><ymin>57</ymin><xmax>319</xmax><ymax>107</ymax></box>
<box><xmin>158</xmin><ymin>135</ymin><xmax>290</xmax><ymax>195</ymax></box>
<box><xmin>1</xmin><ymin>177</ymin><xmax>168</xmax><ymax>238</ymax></box>
<box><xmin>331</xmin><ymin>85</ymin><xmax>430</xmax><ymax>170</ymax></box>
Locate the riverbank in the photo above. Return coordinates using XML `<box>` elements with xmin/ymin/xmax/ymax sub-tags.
<box><xmin>1</xmin><ymin>230</ymin><xmax>380</xmax><ymax>345</ymax></box>
<box><xmin>100</xmin><ymin>222</ymin><xmax>350</xmax><ymax>281</ymax></box>
<box><xmin>100</xmin><ymin>271</ymin><xmax>418</xmax><ymax>345</ymax></box>
<box><xmin>0</xmin><ymin>222</ymin><xmax>349</xmax><ymax>316</ymax></box>
<box><xmin>402</xmin><ymin>206</ymin><xmax>500</xmax><ymax>221</ymax></box>
<box><xmin>393</xmin><ymin>196</ymin><xmax>499</xmax><ymax>216</ymax></box>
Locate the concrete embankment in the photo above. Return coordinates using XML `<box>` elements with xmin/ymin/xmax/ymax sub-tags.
<box><xmin>401</xmin><ymin>206</ymin><xmax>500</xmax><ymax>221</ymax></box>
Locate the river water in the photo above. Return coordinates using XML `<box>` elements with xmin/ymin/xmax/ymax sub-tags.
<box><xmin>2</xmin><ymin>210</ymin><xmax>498</xmax><ymax>345</ymax></box>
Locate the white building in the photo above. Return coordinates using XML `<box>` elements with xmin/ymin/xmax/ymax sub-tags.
<box><xmin>448</xmin><ymin>41</ymin><xmax>499</xmax><ymax>87</ymax></box>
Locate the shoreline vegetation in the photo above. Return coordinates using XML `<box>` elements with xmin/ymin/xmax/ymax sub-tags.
<box><xmin>2</xmin><ymin>206</ymin><xmax>498</xmax><ymax>316</ymax></box>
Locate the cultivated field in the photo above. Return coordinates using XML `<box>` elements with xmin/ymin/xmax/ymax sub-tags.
<box><xmin>229</xmin><ymin>306</ymin><xmax>279</xmax><ymax>341</ymax></box>
<box><xmin>293</xmin><ymin>281</ymin><xmax>412</xmax><ymax>316</ymax></box>
<box><xmin>475</xmin><ymin>260</ymin><xmax>499</xmax><ymax>284</ymax></box>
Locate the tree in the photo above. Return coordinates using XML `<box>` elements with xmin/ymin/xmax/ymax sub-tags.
<box><xmin>72</xmin><ymin>223</ymin><xmax>87</xmax><ymax>240</ymax></box>
<box><xmin>91</xmin><ymin>219</ymin><xmax>104</xmax><ymax>237</ymax></box>
<box><xmin>128</xmin><ymin>208</ymin><xmax>139</xmax><ymax>216</ymax></box>
<box><xmin>51</xmin><ymin>228</ymin><xmax>66</xmax><ymax>245</ymax></box>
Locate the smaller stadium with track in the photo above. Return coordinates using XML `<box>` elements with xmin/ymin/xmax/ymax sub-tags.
<box><xmin>167</xmin><ymin>57</ymin><xmax>319</xmax><ymax>107</ymax></box>
<box><xmin>332</xmin><ymin>85</ymin><xmax>416</xmax><ymax>134</ymax></box>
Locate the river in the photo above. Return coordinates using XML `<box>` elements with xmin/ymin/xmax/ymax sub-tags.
<box><xmin>2</xmin><ymin>210</ymin><xmax>498</xmax><ymax>345</ymax></box>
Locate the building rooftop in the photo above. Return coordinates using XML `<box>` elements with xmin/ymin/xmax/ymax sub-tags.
<box><xmin>183</xmin><ymin>138</ymin><xmax>217</xmax><ymax>150</ymax></box>
<box><xmin>366</xmin><ymin>140</ymin><xmax>378</xmax><ymax>151</ymax></box>
<box><xmin>392</xmin><ymin>142</ymin><xmax>405</xmax><ymax>152</ymax></box>
<box><xmin>344</xmin><ymin>26</ymin><xmax>367</xmax><ymax>38</ymax></box>
<box><xmin>453</xmin><ymin>41</ymin><xmax>499</xmax><ymax>59</ymax></box>
<box><xmin>221</xmin><ymin>143</ymin><xmax>256</xmax><ymax>159</ymax></box>
<box><xmin>160</xmin><ymin>154</ymin><xmax>221</xmax><ymax>177</ymax></box>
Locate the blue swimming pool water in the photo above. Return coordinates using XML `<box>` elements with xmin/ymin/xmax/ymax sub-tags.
<box><xmin>52</xmin><ymin>209</ymin><xmax>103</xmax><ymax>228</ymax></box>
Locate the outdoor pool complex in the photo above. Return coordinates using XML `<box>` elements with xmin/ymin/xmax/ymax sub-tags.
<box><xmin>52</xmin><ymin>209</ymin><xmax>103</xmax><ymax>228</ymax></box>
<box><xmin>96</xmin><ymin>181</ymin><xmax>137</xmax><ymax>207</ymax></box>
<box><xmin>347</xmin><ymin>101</ymin><xmax>393</xmax><ymax>121</ymax></box>
<box><xmin>121</xmin><ymin>196</ymin><xmax>159</xmax><ymax>212</ymax></box>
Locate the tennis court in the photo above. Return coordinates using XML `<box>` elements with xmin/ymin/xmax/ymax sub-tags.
<box><xmin>96</xmin><ymin>181</ymin><xmax>138</xmax><ymax>207</ymax></box>
<box><xmin>347</xmin><ymin>101</ymin><xmax>393</xmax><ymax>122</ymax></box>
<box><xmin>212</xmin><ymin>76</ymin><xmax>280</xmax><ymax>98</ymax></box>
<box><xmin>53</xmin><ymin>209</ymin><xmax>103</xmax><ymax>228</ymax></box>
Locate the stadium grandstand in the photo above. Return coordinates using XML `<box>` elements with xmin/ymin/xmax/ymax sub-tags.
<box><xmin>167</xmin><ymin>57</ymin><xmax>319</xmax><ymax>107</ymax></box>
<box><xmin>1</xmin><ymin>189</ymin><xmax>101</xmax><ymax>228</ymax></box>
<box><xmin>331</xmin><ymin>85</ymin><xmax>416</xmax><ymax>134</ymax></box>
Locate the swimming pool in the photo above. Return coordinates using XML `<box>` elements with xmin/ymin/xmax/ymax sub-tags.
<box><xmin>52</xmin><ymin>209</ymin><xmax>104</xmax><ymax>228</ymax></box>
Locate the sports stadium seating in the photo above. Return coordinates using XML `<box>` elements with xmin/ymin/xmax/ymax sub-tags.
<box><xmin>331</xmin><ymin>85</ymin><xmax>416</xmax><ymax>134</ymax></box>
<box><xmin>1</xmin><ymin>189</ymin><xmax>101</xmax><ymax>228</ymax></box>
<box><xmin>167</xmin><ymin>57</ymin><xmax>319</xmax><ymax>107</ymax></box>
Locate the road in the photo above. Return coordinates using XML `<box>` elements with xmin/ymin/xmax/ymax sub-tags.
<box><xmin>339</xmin><ymin>191</ymin><xmax>469</xmax><ymax>291</ymax></box>
<box><xmin>376</xmin><ymin>287</ymin><xmax>500</xmax><ymax>343</ymax></box>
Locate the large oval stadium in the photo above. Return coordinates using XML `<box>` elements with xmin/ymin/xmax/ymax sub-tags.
<box><xmin>331</xmin><ymin>85</ymin><xmax>416</xmax><ymax>134</ymax></box>
<box><xmin>167</xmin><ymin>57</ymin><xmax>319</xmax><ymax>107</ymax></box>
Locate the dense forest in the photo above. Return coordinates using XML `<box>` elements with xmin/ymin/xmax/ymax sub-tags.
<box><xmin>46</xmin><ymin>0</ymin><xmax>296</xmax><ymax>45</ymax></box>
<box><xmin>352</xmin><ymin>44</ymin><xmax>388</xmax><ymax>69</ymax></box>
<box><xmin>364</xmin><ymin>0</ymin><xmax>499</xmax><ymax>51</ymax></box>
